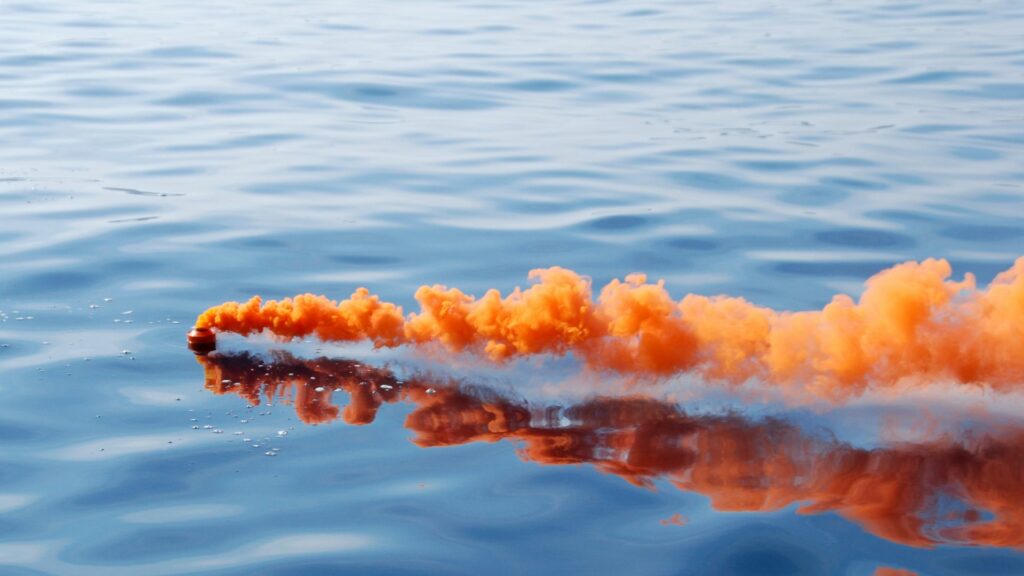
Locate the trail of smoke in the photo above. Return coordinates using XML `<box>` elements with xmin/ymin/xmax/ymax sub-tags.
<box><xmin>195</xmin><ymin>257</ymin><xmax>1024</xmax><ymax>397</ymax></box>
<box><xmin>199</xmin><ymin>352</ymin><xmax>1024</xmax><ymax>551</ymax></box>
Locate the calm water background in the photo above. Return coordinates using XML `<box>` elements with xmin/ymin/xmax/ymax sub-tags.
<box><xmin>2</xmin><ymin>1</ymin><xmax>1024</xmax><ymax>574</ymax></box>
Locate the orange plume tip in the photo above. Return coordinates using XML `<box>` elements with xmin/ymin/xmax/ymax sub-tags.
<box><xmin>187</xmin><ymin>327</ymin><xmax>216</xmax><ymax>354</ymax></box>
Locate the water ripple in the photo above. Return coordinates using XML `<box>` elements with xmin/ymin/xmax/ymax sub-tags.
<box><xmin>2</xmin><ymin>0</ymin><xmax>1024</xmax><ymax>573</ymax></box>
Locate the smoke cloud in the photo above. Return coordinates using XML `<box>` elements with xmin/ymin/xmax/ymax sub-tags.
<box><xmin>196</xmin><ymin>257</ymin><xmax>1024</xmax><ymax>397</ymax></box>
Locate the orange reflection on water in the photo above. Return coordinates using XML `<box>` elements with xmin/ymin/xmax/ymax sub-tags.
<box><xmin>198</xmin><ymin>352</ymin><xmax>1024</xmax><ymax>551</ymax></box>
<box><xmin>874</xmin><ymin>569</ymin><xmax>918</xmax><ymax>576</ymax></box>
<box><xmin>659</xmin><ymin>513</ymin><xmax>688</xmax><ymax>527</ymax></box>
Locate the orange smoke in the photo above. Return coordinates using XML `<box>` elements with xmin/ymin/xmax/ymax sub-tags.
<box><xmin>196</xmin><ymin>290</ymin><xmax>405</xmax><ymax>347</ymax></box>
<box><xmin>199</xmin><ymin>353</ymin><xmax>1024</xmax><ymax>551</ymax></box>
<box><xmin>196</xmin><ymin>257</ymin><xmax>1024</xmax><ymax>397</ymax></box>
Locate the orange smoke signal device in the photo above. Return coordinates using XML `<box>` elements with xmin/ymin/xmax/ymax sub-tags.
<box><xmin>187</xmin><ymin>326</ymin><xmax>216</xmax><ymax>354</ymax></box>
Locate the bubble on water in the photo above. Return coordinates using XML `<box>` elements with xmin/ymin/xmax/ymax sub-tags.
<box><xmin>277</xmin><ymin>430</ymin><xmax>288</xmax><ymax>436</ymax></box>
<box><xmin>212</xmin><ymin>429</ymin><xmax>223</xmax><ymax>434</ymax></box>
<box><xmin>202</xmin><ymin>425</ymin><xmax>213</xmax><ymax>429</ymax></box>
<box><xmin>122</xmin><ymin>310</ymin><xmax>133</xmax><ymax>315</ymax></box>
<box><xmin>192</xmin><ymin>425</ymin><xmax>200</xmax><ymax>430</ymax></box>
<box><xmin>426</xmin><ymin>388</ymin><xmax>437</xmax><ymax>395</ymax></box>
<box><xmin>264</xmin><ymin>451</ymin><xmax>276</xmax><ymax>456</ymax></box>
<box><xmin>314</xmin><ymin>386</ymin><xmax>325</xmax><ymax>392</ymax></box>
<box><xmin>243</xmin><ymin>438</ymin><xmax>251</xmax><ymax>442</ymax></box>
<box><xmin>103</xmin><ymin>298</ymin><xmax>112</xmax><ymax>302</ymax></box>
<box><xmin>121</xmin><ymin>350</ymin><xmax>132</xmax><ymax>355</ymax></box>
<box><xmin>240</xmin><ymin>419</ymin><xmax>249</xmax><ymax>424</ymax></box>
<box><xmin>379</xmin><ymin>384</ymin><xmax>393</xmax><ymax>391</ymax></box>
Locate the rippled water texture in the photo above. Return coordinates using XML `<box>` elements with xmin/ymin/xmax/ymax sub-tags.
<box><xmin>2</xmin><ymin>1</ymin><xmax>1024</xmax><ymax>574</ymax></box>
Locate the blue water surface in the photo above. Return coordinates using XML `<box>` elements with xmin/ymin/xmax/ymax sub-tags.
<box><xmin>2</xmin><ymin>0</ymin><xmax>1024</xmax><ymax>574</ymax></box>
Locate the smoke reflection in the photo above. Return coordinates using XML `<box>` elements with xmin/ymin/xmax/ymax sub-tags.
<box><xmin>198</xmin><ymin>352</ymin><xmax>1024</xmax><ymax>550</ymax></box>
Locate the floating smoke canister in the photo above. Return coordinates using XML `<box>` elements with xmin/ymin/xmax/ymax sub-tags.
<box><xmin>187</xmin><ymin>327</ymin><xmax>216</xmax><ymax>354</ymax></box>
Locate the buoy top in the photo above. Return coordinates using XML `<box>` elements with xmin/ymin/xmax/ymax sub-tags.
<box><xmin>187</xmin><ymin>327</ymin><xmax>216</xmax><ymax>354</ymax></box>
